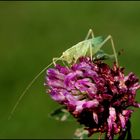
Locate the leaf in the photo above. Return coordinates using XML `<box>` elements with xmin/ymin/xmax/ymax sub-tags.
<box><xmin>49</xmin><ymin>106</ymin><xmax>75</xmax><ymax>122</ymax></box>
<box><xmin>73</xmin><ymin>127</ymin><xmax>89</xmax><ymax>139</ymax></box>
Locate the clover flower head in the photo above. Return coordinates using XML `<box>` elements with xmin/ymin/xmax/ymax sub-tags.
<box><xmin>45</xmin><ymin>57</ymin><xmax>140</xmax><ymax>139</ymax></box>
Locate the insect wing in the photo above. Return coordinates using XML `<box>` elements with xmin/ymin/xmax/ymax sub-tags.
<box><xmin>90</xmin><ymin>36</ymin><xmax>104</xmax><ymax>55</ymax></box>
<box><xmin>64</xmin><ymin>40</ymin><xmax>89</xmax><ymax>63</ymax></box>
<box><xmin>75</xmin><ymin>40</ymin><xmax>89</xmax><ymax>58</ymax></box>
<box><xmin>91</xmin><ymin>36</ymin><xmax>104</xmax><ymax>47</ymax></box>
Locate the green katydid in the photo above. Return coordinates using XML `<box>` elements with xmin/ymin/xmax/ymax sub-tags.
<box><xmin>8</xmin><ymin>29</ymin><xmax>118</xmax><ymax>120</ymax></box>
<box><xmin>53</xmin><ymin>29</ymin><xmax>118</xmax><ymax>65</ymax></box>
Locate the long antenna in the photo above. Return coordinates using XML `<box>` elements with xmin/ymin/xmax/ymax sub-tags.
<box><xmin>8</xmin><ymin>62</ymin><xmax>54</xmax><ymax>120</ymax></box>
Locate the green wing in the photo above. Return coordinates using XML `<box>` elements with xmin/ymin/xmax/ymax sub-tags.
<box><xmin>90</xmin><ymin>37</ymin><xmax>116</xmax><ymax>60</ymax></box>
<box><xmin>91</xmin><ymin>36</ymin><xmax>104</xmax><ymax>47</ymax></box>
<box><xmin>87</xmin><ymin>36</ymin><xmax>104</xmax><ymax>55</ymax></box>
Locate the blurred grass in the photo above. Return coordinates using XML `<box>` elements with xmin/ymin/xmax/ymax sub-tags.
<box><xmin>0</xmin><ymin>1</ymin><xmax>140</xmax><ymax>139</ymax></box>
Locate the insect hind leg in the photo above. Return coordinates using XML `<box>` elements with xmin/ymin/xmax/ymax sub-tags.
<box><xmin>89</xmin><ymin>42</ymin><xmax>93</xmax><ymax>61</ymax></box>
<box><xmin>99</xmin><ymin>35</ymin><xmax>118</xmax><ymax>66</ymax></box>
<box><xmin>85</xmin><ymin>29</ymin><xmax>94</xmax><ymax>40</ymax></box>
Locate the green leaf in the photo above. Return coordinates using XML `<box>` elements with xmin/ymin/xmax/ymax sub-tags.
<box><xmin>49</xmin><ymin>106</ymin><xmax>75</xmax><ymax>122</ymax></box>
<box><xmin>73</xmin><ymin>127</ymin><xmax>89</xmax><ymax>139</ymax></box>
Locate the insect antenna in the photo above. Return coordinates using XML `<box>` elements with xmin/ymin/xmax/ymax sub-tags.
<box><xmin>8</xmin><ymin>57</ymin><xmax>62</xmax><ymax>120</ymax></box>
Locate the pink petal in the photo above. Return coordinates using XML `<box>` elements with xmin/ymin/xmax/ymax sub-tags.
<box><xmin>119</xmin><ymin>113</ymin><xmax>126</xmax><ymax>128</ymax></box>
<box><xmin>93</xmin><ymin>112</ymin><xmax>98</xmax><ymax>124</ymax></box>
<box><xmin>83</xmin><ymin>100</ymin><xmax>99</xmax><ymax>108</ymax></box>
<box><xmin>107</xmin><ymin>107</ymin><xmax>116</xmax><ymax>135</ymax></box>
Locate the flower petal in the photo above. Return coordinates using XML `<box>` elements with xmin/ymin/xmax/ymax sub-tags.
<box><xmin>119</xmin><ymin>113</ymin><xmax>126</xmax><ymax>128</ymax></box>
<box><xmin>93</xmin><ymin>112</ymin><xmax>98</xmax><ymax>124</ymax></box>
<box><xmin>83</xmin><ymin>100</ymin><xmax>99</xmax><ymax>108</ymax></box>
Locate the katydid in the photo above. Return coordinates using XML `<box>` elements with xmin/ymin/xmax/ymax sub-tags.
<box><xmin>53</xmin><ymin>29</ymin><xmax>118</xmax><ymax>65</ymax></box>
<box><xmin>8</xmin><ymin>29</ymin><xmax>118</xmax><ymax>120</ymax></box>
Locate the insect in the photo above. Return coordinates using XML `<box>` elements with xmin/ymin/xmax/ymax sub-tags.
<box><xmin>8</xmin><ymin>29</ymin><xmax>118</xmax><ymax>120</ymax></box>
<box><xmin>53</xmin><ymin>29</ymin><xmax>118</xmax><ymax>65</ymax></box>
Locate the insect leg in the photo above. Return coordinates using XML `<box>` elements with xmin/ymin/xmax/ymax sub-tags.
<box><xmin>53</xmin><ymin>57</ymin><xmax>59</xmax><ymax>66</ymax></box>
<box><xmin>53</xmin><ymin>56</ymin><xmax>68</xmax><ymax>67</ymax></box>
<box><xmin>61</xmin><ymin>60</ymin><xmax>69</xmax><ymax>68</ymax></box>
<box><xmin>85</xmin><ymin>29</ymin><xmax>94</xmax><ymax>40</ymax></box>
<box><xmin>89</xmin><ymin>42</ymin><xmax>93</xmax><ymax>61</ymax></box>
<box><xmin>99</xmin><ymin>35</ymin><xmax>118</xmax><ymax>66</ymax></box>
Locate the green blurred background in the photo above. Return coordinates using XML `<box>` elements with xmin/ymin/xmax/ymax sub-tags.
<box><xmin>0</xmin><ymin>1</ymin><xmax>140</xmax><ymax>139</ymax></box>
